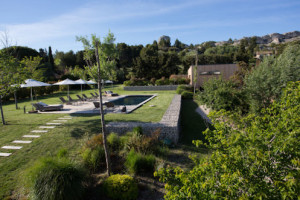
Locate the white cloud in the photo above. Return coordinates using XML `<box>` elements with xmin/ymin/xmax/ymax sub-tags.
<box><xmin>2</xmin><ymin>0</ymin><xmax>217</xmax><ymax>48</ymax></box>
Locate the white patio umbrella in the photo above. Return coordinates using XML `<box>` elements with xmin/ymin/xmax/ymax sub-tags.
<box><xmin>86</xmin><ymin>80</ymin><xmax>97</xmax><ymax>89</ymax></box>
<box><xmin>105</xmin><ymin>80</ymin><xmax>113</xmax><ymax>88</ymax></box>
<box><xmin>20</xmin><ymin>79</ymin><xmax>51</xmax><ymax>102</ymax></box>
<box><xmin>53</xmin><ymin>78</ymin><xmax>77</xmax><ymax>97</ymax></box>
<box><xmin>74</xmin><ymin>79</ymin><xmax>87</xmax><ymax>95</ymax></box>
<box><xmin>104</xmin><ymin>80</ymin><xmax>113</xmax><ymax>84</ymax></box>
<box><xmin>86</xmin><ymin>80</ymin><xmax>96</xmax><ymax>84</ymax></box>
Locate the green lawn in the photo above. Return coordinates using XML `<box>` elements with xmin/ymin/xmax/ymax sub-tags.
<box><xmin>0</xmin><ymin>85</ymin><xmax>175</xmax><ymax>199</ymax></box>
<box><xmin>179</xmin><ymin>99</ymin><xmax>210</xmax><ymax>145</ymax></box>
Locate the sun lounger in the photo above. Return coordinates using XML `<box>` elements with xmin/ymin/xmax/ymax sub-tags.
<box><xmin>76</xmin><ymin>95</ymin><xmax>86</xmax><ymax>102</ymax></box>
<box><xmin>90</xmin><ymin>93</ymin><xmax>99</xmax><ymax>100</ymax></box>
<box><xmin>68</xmin><ymin>96</ymin><xmax>79</xmax><ymax>102</ymax></box>
<box><xmin>105</xmin><ymin>91</ymin><xmax>118</xmax><ymax>97</ymax></box>
<box><xmin>59</xmin><ymin>97</ymin><xmax>72</xmax><ymax>105</ymax></box>
<box><xmin>93</xmin><ymin>101</ymin><xmax>115</xmax><ymax>113</ymax></box>
<box><xmin>32</xmin><ymin>102</ymin><xmax>63</xmax><ymax>112</ymax></box>
<box><xmin>82</xmin><ymin>94</ymin><xmax>96</xmax><ymax>101</ymax></box>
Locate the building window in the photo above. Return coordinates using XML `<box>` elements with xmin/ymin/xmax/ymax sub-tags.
<box><xmin>199</xmin><ymin>71</ymin><xmax>221</xmax><ymax>75</ymax></box>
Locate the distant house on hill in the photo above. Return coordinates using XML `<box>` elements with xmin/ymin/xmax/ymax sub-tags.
<box><xmin>187</xmin><ymin>64</ymin><xmax>238</xmax><ymax>88</ymax></box>
<box><xmin>255</xmin><ymin>50</ymin><xmax>275</xmax><ymax>65</ymax></box>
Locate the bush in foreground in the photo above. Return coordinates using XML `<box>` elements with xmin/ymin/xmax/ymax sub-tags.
<box><xmin>81</xmin><ymin>134</ymin><xmax>105</xmax><ymax>171</ymax></box>
<box><xmin>155</xmin><ymin>82</ymin><xmax>300</xmax><ymax>199</ymax></box>
<box><xmin>26</xmin><ymin>157</ymin><xmax>86</xmax><ymax>200</ymax></box>
<box><xmin>125</xmin><ymin>150</ymin><xmax>156</xmax><ymax>175</ymax></box>
<box><xmin>107</xmin><ymin>132</ymin><xmax>122</xmax><ymax>152</ymax></box>
<box><xmin>181</xmin><ymin>91</ymin><xmax>194</xmax><ymax>99</ymax></box>
<box><xmin>103</xmin><ymin>174</ymin><xmax>138</xmax><ymax>200</ymax></box>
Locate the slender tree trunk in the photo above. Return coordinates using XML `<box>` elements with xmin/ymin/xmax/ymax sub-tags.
<box><xmin>14</xmin><ymin>91</ymin><xmax>18</xmax><ymax>109</ymax></box>
<box><xmin>95</xmin><ymin>42</ymin><xmax>111</xmax><ymax>176</ymax></box>
<box><xmin>0</xmin><ymin>95</ymin><xmax>6</xmax><ymax>125</ymax></box>
<box><xmin>194</xmin><ymin>48</ymin><xmax>198</xmax><ymax>96</ymax></box>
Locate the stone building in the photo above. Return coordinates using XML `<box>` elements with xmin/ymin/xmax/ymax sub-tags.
<box><xmin>187</xmin><ymin>64</ymin><xmax>238</xmax><ymax>88</ymax></box>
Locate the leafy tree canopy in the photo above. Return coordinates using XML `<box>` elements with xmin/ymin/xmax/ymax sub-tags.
<box><xmin>245</xmin><ymin>43</ymin><xmax>300</xmax><ymax>113</ymax></box>
<box><xmin>156</xmin><ymin>81</ymin><xmax>300</xmax><ymax>199</ymax></box>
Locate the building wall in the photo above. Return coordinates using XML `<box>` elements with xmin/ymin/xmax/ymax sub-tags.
<box><xmin>188</xmin><ymin>64</ymin><xmax>238</xmax><ymax>87</ymax></box>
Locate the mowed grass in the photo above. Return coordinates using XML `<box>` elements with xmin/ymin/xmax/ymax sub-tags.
<box><xmin>0</xmin><ymin>85</ymin><xmax>175</xmax><ymax>198</ymax></box>
<box><xmin>179</xmin><ymin>99</ymin><xmax>210</xmax><ymax>145</ymax></box>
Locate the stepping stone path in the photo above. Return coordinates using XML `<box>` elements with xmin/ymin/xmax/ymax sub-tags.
<box><xmin>39</xmin><ymin>126</ymin><xmax>56</xmax><ymax>129</ymax></box>
<box><xmin>2</xmin><ymin>116</ymin><xmax>72</xmax><ymax>158</ymax></box>
<box><xmin>0</xmin><ymin>153</ymin><xmax>12</xmax><ymax>157</ymax></box>
<box><xmin>2</xmin><ymin>146</ymin><xmax>23</xmax><ymax>150</ymax></box>
<box><xmin>12</xmin><ymin>140</ymin><xmax>32</xmax><ymax>144</ymax></box>
<box><xmin>23</xmin><ymin>135</ymin><xmax>41</xmax><ymax>138</ymax></box>
<box><xmin>31</xmin><ymin>130</ymin><xmax>48</xmax><ymax>133</ymax></box>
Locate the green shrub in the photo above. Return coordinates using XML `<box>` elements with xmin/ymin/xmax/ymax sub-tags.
<box><xmin>81</xmin><ymin>134</ymin><xmax>105</xmax><ymax>171</ymax></box>
<box><xmin>124</xmin><ymin>129</ymin><xmax>165</xmax><ymax>155</ymax></box>
<box><xmin>56</xmin><ymin>148</ymin><xmax>68</xmax><ymax>158</ymax></box>
<box><xmin>123</xmin><ymin>80</ymin><xmax>133</xmax><ymax>86</ymax></box>
<box><xmin>150</xmin><ymin>78</ymin><xmax>156</xmax><ymax>85</ymax></box>
<box><xmin>82</xmin><ymin>146</ymin><xmax>105</xmax><ymax>171</ymax></box>
<box><xmin>155</xmin><ymin>77</ymin><xmax>170</xmax><ymax>85</ymax></box>
<box><xmin>103</xmin><ymin>174</ymin><xmax>138</xmax><ymax>200</ymax></box>
<box><xmin>124</xmin><ymin>78</ymin><xmax>149</xmax><ymax>86</ymax></box>
<box><xmin>179</xmin><ymin>77</ymin><xmax>190</xmax><ymax>84</ymax></box>
<box><xmin>26</xmin><ymin>157</ymin><xmax>85</xmax><ymax>200</ymax></box>
<box><xmin>181</xmin><ymin>91</ymin><xmax>194</xmax><ymax>99</ymax></box>
<box><xmin>176</xmin><ymin>85</ymin><xmax>192</xmax><ymax>94</ymax></box>
<box><xmin>125</xmin><ymin>150</ymin><xmax>156</xmax><ymax>175</ymax></box>
<box><xmin>132</xmin><ymin>126</ymin><xmax>143</xmax><ymax>135</ymax></box>
<box><xmin>85</xmin><ymin>134</ymin><xmax>103</xmax><ymax>149</ymax></box>
<box><xmin>107</xmin><ymin>133</ymin><xmax>122</xmax><ymax>151</ymax></box>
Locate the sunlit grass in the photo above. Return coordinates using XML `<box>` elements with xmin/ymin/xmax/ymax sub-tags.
<box><xmin>0</xmin><ymin>85</ymin><xmax>175</xmax><ymax>198</ymax></box>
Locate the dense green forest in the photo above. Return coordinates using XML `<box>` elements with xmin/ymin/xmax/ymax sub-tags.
<box><xmin>2</xmin><ymin>34</ymin><xmax>295</xmax><ymax>84</ymax></box>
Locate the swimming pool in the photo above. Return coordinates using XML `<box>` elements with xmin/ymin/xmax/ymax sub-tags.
<box><xmin>110</xmin><ymin>95</ymin><xmax>153</xmax><ymax>106</ymax></box>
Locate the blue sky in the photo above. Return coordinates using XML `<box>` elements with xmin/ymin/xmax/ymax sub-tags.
<box><xmin>0</xmin><ymin>0</ymin><xmax>299</xmax><ymax>52</ymax></box>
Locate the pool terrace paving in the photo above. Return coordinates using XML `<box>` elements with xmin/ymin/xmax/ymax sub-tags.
<box><xmin>37</xmin><ymin>94</ymin><xmax>156</xmax><ymax>114</ymax></box>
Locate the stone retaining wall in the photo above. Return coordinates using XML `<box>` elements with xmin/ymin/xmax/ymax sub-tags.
<box><xmin>106</xmin><ymin>94</ymin><xmax>181</xmax><ymax>143</ymax></box>
<box><xmin>124</xmin><ymin>85</ymin><xmax>179</xmax><ymax>91</ymax></box>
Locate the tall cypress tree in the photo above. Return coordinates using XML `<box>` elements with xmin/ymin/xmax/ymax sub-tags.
<box><xmin>48</xmin><ymin>46</ymin><xmax>54</xmax><ymax>72</ymax></box>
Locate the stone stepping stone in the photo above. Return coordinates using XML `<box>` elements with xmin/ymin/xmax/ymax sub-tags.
<box><xmin>12</xmin><ymin>140</ymin><xmax>32</xmax><ymax>144</ymax></box>
<box><xmin>0</xmin><ymin>153</ymin><xmax>12</xmax><ymax>157</ymax></box>
<box><xmin>31</xmin><ymin>130</ymin><xmax>48</xmax><ymax>133</ymax></box>
<box><xmin>46</xmin><ymin>123</ymin><xmax>62</xmax><ymax>125</ymax></box>
<box><xmin>39</xmin><ymin>126</ymin><xmax>55</xmax><ymax>129</ymax></box>
<box><xmin>2</xmin><ymin>146</ymin><xmax>23</xmax><ymax>150</ymax></box>
<box><xmin>53</xmin><ymin>120</ymin><xmax>67</xmax><ymax>122</ymax></box>
<box><xmin>23</xmin><ymin>135</ymin><xmax>41</xmax><ymax>138</ymax></box>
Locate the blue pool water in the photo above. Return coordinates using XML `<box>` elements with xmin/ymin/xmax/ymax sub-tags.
<box><xmin>110</xmin><ymin>95</ymin><xmax>153</xmax><ymax>106</ymax></box>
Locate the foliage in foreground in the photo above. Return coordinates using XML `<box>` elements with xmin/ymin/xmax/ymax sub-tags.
<box><xmin>25</xmin><ymin>157</ymin><xmax>86</xmax><ymax>200</ymax></box>
<box><xmin>125</xmin><ymin>150</ymin><xmax>156</xmax><ymax>175</ymax></box>
<box><xmin>197</xmin><ymin>78</ymin><xmax>247</xmax><ymax>112</ymax></box>
<box><xmin>245</xmin><ymin>43</ymin><xmax>300</xmax><ymax>113</ymax></box>
<box><xmin>81</xmin><ymin>134</ymin><xmax>106</xmax><ymax>171</ymax></box>
<box><xmin>155</xmin><ymin>82</ymin><xmax>300</xmax><ymax>199</ymax></box>
<box><xmin>103</xmin><ymin>174</ymin><xmax>138</xmax><ymax>200</ymax></box>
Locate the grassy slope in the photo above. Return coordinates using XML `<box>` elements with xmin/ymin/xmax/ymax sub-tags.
<box><xmin>0</xmin><ymin>85</ymin><xmax>175</xmax><ymax>198</ymax></box>
<box><xmin>179</xmin><ymin>99</ymin><xmax>209</xmax><ymax>145</ymax></box>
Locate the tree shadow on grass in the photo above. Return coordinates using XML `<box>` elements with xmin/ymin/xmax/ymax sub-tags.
<box><xmin>65</xmin><ymin>119</ymin><xmax>102</xmax><ymax>139</ymax></box>
<box><xmin>179</xmin><ymin>99</ymin><xmax>212</xmax><ymax>145</ymax></box>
